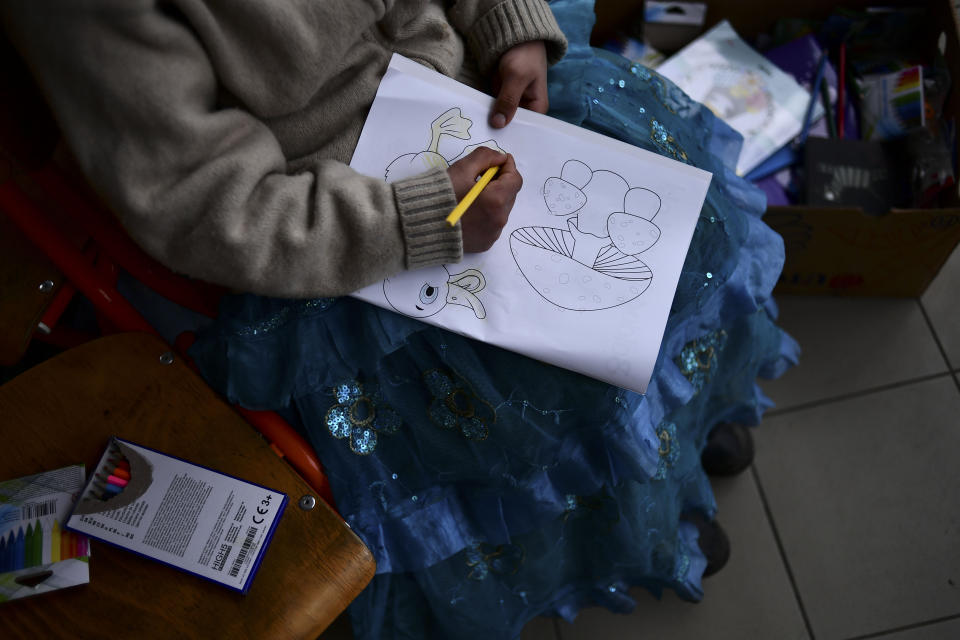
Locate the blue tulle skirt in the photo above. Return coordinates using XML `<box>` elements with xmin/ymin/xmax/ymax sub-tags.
<box><xmin>190</xmin><ymin>2</ymin><xmax>799</xmax><ymax>637</ymax></box>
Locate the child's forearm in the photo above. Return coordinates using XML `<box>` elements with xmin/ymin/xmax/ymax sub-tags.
<box><xmin>2</xmin><ymin>1</ymin><xmax>462</xmax><ymax>298</ymax></box>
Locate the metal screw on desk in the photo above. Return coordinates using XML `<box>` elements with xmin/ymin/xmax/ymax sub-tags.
<box><xmin>299</xmin><ymin>495</ymin><xmax>317</xmax><ymax>511</ymax></box>
<box><xmin>159</xmin><ymin>352</ymin><xmax>175</xmax><ymax>365</ymax></box>
<box><xmin>38</xmin><ymin>280</ymin><xmax>55</xmax><ymax>293</ymax></box>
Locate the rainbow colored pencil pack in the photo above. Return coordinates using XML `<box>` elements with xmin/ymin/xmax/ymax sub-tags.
<box><xmin>859</xmin><ymin>65</ymin><xmax>925</xmax><ymax>141</ymax></box>
<box><xmin>0</xmin><ymin>465</ymin><xmax>91</xmax><ymax>603</ymax></box>
<box><xmin>66</xmin><ymin>437</ymin><xmax>286</xmax><ymax>594</ymax></box>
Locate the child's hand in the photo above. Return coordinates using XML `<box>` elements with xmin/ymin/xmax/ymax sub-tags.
<box><xmin>447</xmin><ymin>147</ymin><xmax>523</xmax><ymax>253</ymax></box>
<box><xmin>490</xmin><ymin>41</ymin><xmax>548</xmax><ymax>128</ymax></box>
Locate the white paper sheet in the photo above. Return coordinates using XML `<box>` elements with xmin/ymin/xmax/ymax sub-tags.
<box><xmin>349</xmin><ymin>54</ymin><xmax>712</xmax><ymax>394</ymax></box>
<box><xmin>657</xmin><ymin>20</ymin><xmax>821</xmax><ymax>176</ymax></box>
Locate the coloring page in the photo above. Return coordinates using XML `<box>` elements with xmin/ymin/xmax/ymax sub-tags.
<box><xmin>349</xmin><ymin>54</ymin><xmax>712</xmax><ymax>394</ymax></box>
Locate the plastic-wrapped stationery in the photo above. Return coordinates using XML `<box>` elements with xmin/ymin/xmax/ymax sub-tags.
<box><xmin>657</xmin><ymin>20</ymin><xmax>820</xmax><ymax>175</ymax></box>
<box><xmin>859</xmin><ymin>66</ymin><xmax>925</xmax><ymax>140</ymax></box>
<box><xmin>66</xmin><ymin>438</ymin><xmax>287</xmax><ymax>594</ymax></box>
<box><xmin>0</xmin><ymin>465</ymin><xmax>91</xmax><ymax>603</ymax></box>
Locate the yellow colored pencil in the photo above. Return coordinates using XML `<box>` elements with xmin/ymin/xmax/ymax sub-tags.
<box><xmin>446</xmin><ymin>165</ymin><xmax>500</xmax><ymax>227</ymax></box>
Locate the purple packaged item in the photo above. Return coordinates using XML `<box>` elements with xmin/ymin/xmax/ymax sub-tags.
<box><xmin>765</xmin><ymin>35</ymin><xmax>859</xmax><ymax>139</ymax></box>
<box><xmin>755</xmin><ymin>174</ymin><xmax>792</xmax><ymax>206</ymax></box>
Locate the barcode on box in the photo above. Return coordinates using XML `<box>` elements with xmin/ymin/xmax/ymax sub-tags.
<box><xmin>228</xmin><ymin>526</ymin><xmax>258</xmax><ymax>578</ymax></box>
<box><xmin>21</xmin><ymin>499</ymin><xmax>58</xmax><ymax>521</ymax></box>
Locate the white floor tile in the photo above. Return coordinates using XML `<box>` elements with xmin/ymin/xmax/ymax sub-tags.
<box><xmin>762</xmin><ymin>296</ymin><xmax>947</xmax><ymax>410</ymax></box>
<box><xmin>922</xmin><ymin>243</ymin><xmax>960</xmax><ymax>370</ymax></box>
<box><xmin>754</xmin><ymin>376</ymin><xmax>960</xmax><ymax>640</ymax></box>
<box><xmin>872</xmin><ymin>616</ymin><xmax>960</xmax><ymax>640</ymax></box>
<box><xmin>558</xmin><ymin>473</ymin><xmax>808</xmax><ymax>640</ymax></box>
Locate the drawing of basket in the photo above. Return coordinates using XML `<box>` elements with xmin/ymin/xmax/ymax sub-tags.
<box><xmin>510</xmin><ymin>224</ymin><xmax>653</xmax><ymax>311</ymax></box>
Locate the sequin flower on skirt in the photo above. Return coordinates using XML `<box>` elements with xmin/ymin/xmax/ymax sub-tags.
<box><xmin>675</xmin><ymin>330</ymin><xmax>728</xmax><ymax>393</ymax></box>
<box><xmin>325</xmin><ymin>380</ymin><xmax>402</xmax><ymax>455</ymax></box>
<box><xmin>423</xmin><ymin>369</ymin><xmax>495</xmax><ymax>441</ymax></box>
<box><xmin>465</xmin><ymin>542</ymin><xmax>525</xmax><ymax>581</ymax></box>
<box><xmin>654</xmin><ymin>421</ymin><xmax>680</xmax><ymax>480</ymax></box>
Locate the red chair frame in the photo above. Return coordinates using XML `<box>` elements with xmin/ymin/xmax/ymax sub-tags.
<box><xmin>0</xmin><ymin>162</ymin><xmax>336</xmax><ymax>508</ymax></box>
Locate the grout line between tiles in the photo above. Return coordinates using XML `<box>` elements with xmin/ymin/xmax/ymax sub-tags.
<box><xmin>764</xmin><ymin>372</ymin><xmax>955</xmax><ymax>417</ymax></box>
<box><xmin>841</xmin><ymin>612</ymin><xmax>960</xmax><ymax>640</ymax></box>
<box><xmin>749</xmin><ymin>465</ymin><xmax>817</xmax><ymax>640</ymax></box>
<box><xmin>918</xmin><ymin>299</ymin><xmax>960</xmax><ymax>392</ymax></box>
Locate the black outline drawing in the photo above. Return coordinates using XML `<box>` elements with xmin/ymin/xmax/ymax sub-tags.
<box><xmin>383</xmin><ymin>265</ymin><xmax>487</xmax><ymax>320</ymax></box>
<box><xmin>510</xmin><ymin>159</ymin><xmax>662</xmax><ymax>311</ymax></box>
<box><xmin>380</xmin><ymin>108</ymin><xmax>506</xmax><ymax>322</ymax></box>
<box><xmin>384</xmin><ymin>107</ymin><xmax>504</xmax><ymax>183</ymax></box>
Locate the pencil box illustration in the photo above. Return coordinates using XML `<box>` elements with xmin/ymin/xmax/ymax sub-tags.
<box><xmin>73</xmin><ymin>439</ymin><xmax>154</xmax><ymax>516</ymax></box>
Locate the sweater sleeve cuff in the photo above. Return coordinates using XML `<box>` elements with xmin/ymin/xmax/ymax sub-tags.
<box><xmin>393</xmin><ymin>167</ymin><xmax>463</xmax><ymax>270</ymax></box>
<box><xmin>466</xmin><ymin>0</ymin><xmax>568</xmax><ymax>75</ymax></box>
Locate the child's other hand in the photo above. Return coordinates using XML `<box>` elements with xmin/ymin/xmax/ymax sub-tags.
<box><xmin>490</xmin><ymin>41</ymin><xmax>548</xmax><ymax>128</ymax></box>
<box><xmin>447</xmin><ymin>147</ymin><xmax>522</xmax><ymax>253</ymax></box>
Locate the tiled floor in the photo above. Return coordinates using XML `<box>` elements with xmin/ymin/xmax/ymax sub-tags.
<box><xmin>324</xmin><ymin>245</ymin><xmax>959</xmax><ymax>640</ymax></box>
<box><xmin>543</xmin><ymin>246</ymin><xmax>960</xmax><ymax>640</ymax></box>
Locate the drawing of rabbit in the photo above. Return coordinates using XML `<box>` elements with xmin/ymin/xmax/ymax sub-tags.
<box><xmin>383</xmin><ymin>265</ymin><xmax>487</xmax><ymax>319</ymax></box>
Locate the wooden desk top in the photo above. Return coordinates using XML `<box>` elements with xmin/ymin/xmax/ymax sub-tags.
<box><xmin>0</xmin><ymin>333</ymin><xmax>374</xmax><ymax>639</ymax></box>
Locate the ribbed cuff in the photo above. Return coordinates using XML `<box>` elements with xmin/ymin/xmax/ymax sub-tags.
<box><xmin>393</xmin><ymin>167</ymin><xmax>463</xmax><ymax>270</ymax></box>
<box><xmin>466</xmin><ymin>0</ymin><xmax>568</xmax><ymax>74</ymax></box>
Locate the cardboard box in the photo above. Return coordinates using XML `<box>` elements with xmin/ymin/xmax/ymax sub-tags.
<box><xmin>593</xmin><ymin>0</ymin><xmax>960</xmax><ymax>296</ymax></box>
<box><xmin>643</xmin><ymin>2</ymin><xmax>707</xmax><ymax>53</ymax></box>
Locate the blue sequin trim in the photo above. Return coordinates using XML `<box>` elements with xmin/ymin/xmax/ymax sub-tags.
<box><xmin>675</xmin><ymin>552</ymin><xmax>691</xmax><ymax>583</ymax></box>
<box><xmin>650</xmin><ymin>119</ymin><xmax>689</xmax><ymax>164</ymax></box>
<box><xmin>233</xmin><ymin>298</ymin><xmax>336</xmax><ymax>337</ymax></box>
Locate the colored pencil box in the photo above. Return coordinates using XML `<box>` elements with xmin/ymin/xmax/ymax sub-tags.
<box><xmin>0</xmin><ymin>465</ymin><xmax>91</xmax><ymax>603</ymax></box>
<box><xmin>66</xmin><ymin>437</ymin><xmax>287</xmax><ymax>594</ymax></box>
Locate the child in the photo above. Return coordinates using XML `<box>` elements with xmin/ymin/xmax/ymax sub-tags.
<box><xmin>0</xmin><ymin>0</ymin><xmax>566</xmax><ymax>297</ymax></box>
<box><xmin>3</xmin><ymin>1</ymin><xmax>797</xmax><ymax>638</ymax></box>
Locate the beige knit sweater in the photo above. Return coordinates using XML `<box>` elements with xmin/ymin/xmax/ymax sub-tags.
<box><xmin>1</xmin><ymin>0</ymin><xmax>566</xmax><ymax>297</ymax></box>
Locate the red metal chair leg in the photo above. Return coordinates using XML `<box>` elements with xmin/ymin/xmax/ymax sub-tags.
<box><xmin>0</xmin><ymin>181</ymin><xmax>159</xmax><ymax>336</ymax></box>
<box><xmin>28</xmin><ymin>165</ymin><xmax>222</xmax><ymax>318</ymax></box>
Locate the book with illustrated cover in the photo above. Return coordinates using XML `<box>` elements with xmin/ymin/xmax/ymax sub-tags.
<box><xmin>657</xmin><ymin>20</ymin><xmax>821</xmax><ymax>175</ymax></box>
